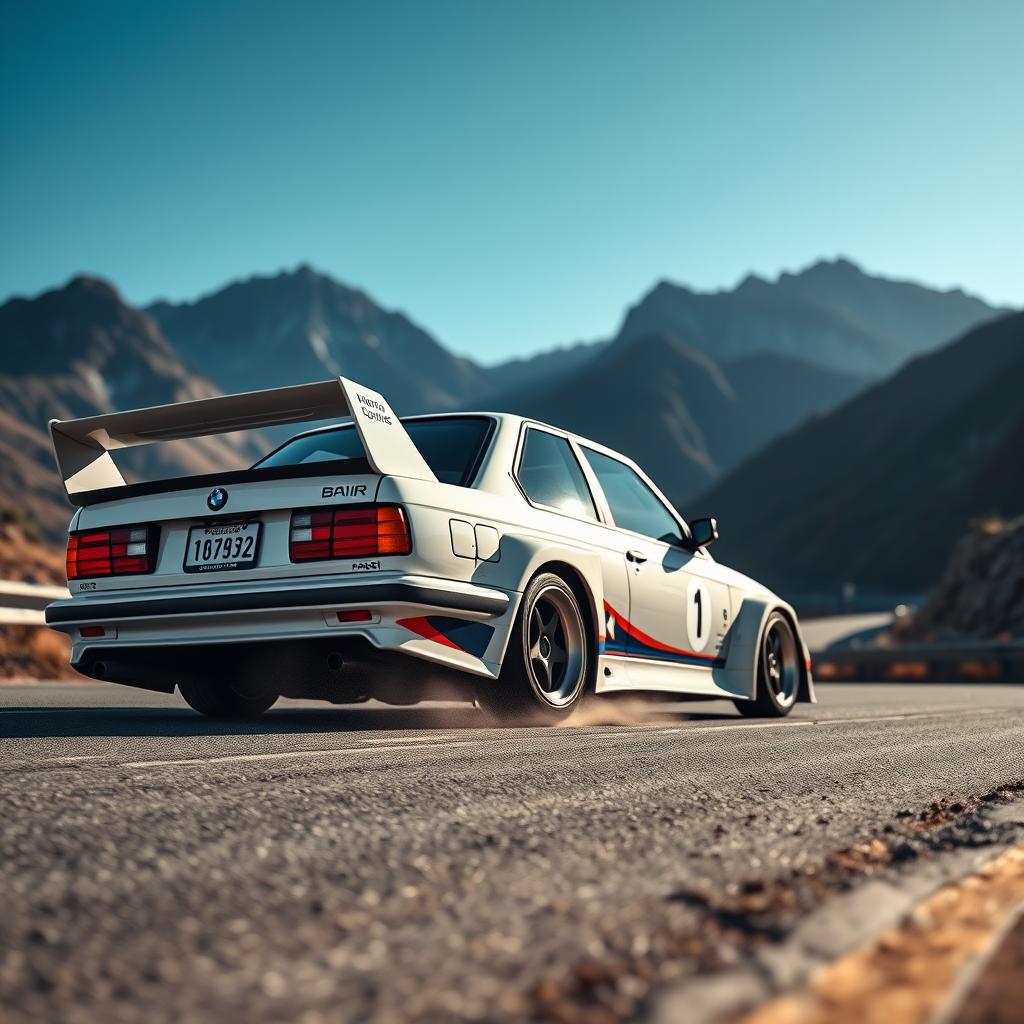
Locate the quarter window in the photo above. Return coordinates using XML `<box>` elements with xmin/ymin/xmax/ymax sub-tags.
<box><xmin>582</xmin><ymin>449</ymin><xmax>684</xmax><ymax>545</ymax></box>
<box><xmin>517</xmin><ymin>429</ymin><xmax>598</xmax><ymax>520</ymax></box>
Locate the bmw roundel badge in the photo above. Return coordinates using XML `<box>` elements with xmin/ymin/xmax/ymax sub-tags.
<box><xmin>207</xmin><ymin>487</ymin><xmax>228</xmax><ymax>512</ymax></box>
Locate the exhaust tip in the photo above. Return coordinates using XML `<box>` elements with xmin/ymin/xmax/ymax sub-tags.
<box><xmin>326</xmin><ymin>652</ymin><xmax>345</xmax><ymax>672</ymax></box>
<box><xmin>92</xmin><ymin>661</ymin><xmax>107</xmax><ymax>679</ymax></box>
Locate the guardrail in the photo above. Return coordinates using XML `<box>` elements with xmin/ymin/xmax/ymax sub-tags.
<box><xmin>0</xmin><ymin>581</ymin><xmax>69</xmax><ymax>625</ymax></box>
<box><xmin>812</xmin><ymin>642</ymin><xmax>1024</xmax><ymax>683</ymax></box>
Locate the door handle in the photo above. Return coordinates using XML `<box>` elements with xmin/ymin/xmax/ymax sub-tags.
<box><xmin>626</xmin><ymin>549</ymin><xmax>648</xmax><ymax>564</ymax></box>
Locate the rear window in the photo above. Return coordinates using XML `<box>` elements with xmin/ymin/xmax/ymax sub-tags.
<box><xmin>254</xmin><ymin>417</ymin><xmax>493</xmax><ymax>486</ymax></box>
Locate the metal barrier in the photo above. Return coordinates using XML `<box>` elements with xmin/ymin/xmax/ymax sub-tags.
<box><xmin>812</xmin><ymin>643</ymin><xmax>1024</xmax><ymax>683</ymax></box>
<box><xmin>0</xmin><ymin>581</ymin><xmax>69</xmax><ymax>625</ymax></box>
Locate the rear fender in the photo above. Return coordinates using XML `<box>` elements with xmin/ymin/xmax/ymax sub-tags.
<box><xmin>487</xmin><ymin>536</ymin><xmax>605</xmax><ymax>669</ymax></box>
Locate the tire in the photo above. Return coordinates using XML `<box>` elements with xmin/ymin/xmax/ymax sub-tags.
<box><xmin>478</xmin><ymin>572</ymin><xmax>591</xmax><ymax>724</ymax></box>
<box><xmin>733</xmin><ymin>611</ymin><xmax>800</xmax><ymax>718</ymax></box>
<box><xmin>178</xmin><ymin>679</ymin><xmax>278</xmax><ymax>720</ymax></box>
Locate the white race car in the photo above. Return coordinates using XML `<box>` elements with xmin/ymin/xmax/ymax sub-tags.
<box><xmin>46</xmin><ymin>378</ymin><xmax>815</xmax><ymax>722</ymax></box>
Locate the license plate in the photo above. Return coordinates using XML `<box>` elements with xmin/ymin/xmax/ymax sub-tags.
<box><xmin>184</xmin><ymin>521</ymin><xmax>261</xmax><ymax>573</ymax></box>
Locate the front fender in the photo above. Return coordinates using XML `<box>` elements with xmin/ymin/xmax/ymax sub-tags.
<box><xmin>719</xmin><ymin>596</ymin><xmax>816</xmax><ymax>703</ymax></box>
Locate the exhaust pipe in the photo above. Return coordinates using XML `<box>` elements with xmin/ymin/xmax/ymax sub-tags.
<box><xmin>326</xmin><ymin>652</ymin><xmax>345</xmax><ymax>673</ymax></box>
<box><xmin>92</xmin><ymin>661</ymin><xmax>107</xmax><ymax>679</ymax></box>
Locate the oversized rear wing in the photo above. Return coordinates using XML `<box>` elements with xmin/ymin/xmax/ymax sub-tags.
<box><xmin>49</xmin><ymin>377</ymin><xmax>437</xmax><ymax>503</ymax></box>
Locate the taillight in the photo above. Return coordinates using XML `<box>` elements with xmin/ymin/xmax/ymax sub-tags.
<box><xmin>289</xmin><ymin>505</ymin><xmax>411</xmax><ymax>562</ymax></box>
<box><xmin>66</xmin><ymin>525</ymin><xmax>158</xmax><ymax>580</ymax></box>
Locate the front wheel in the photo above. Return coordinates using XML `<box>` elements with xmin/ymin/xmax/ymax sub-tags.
<box><xmin>734</xmin><ymin>611</ymin><xmax>800</xmax><ymax>718</ymax></box>
<box><xmin>478</xmin><ymin>572</ymin><xmax>591</xmax><ymax>724</ymax></box>
<box><xmin>178</xmin><ymin>679</ymin><xmax>278</xmax><ymax>720</ymax></box>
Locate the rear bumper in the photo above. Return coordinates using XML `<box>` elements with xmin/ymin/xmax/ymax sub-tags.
<box><xmin>47</xmin><ymin>574</ymin><xmax>515</xmax><ymax>682</ymax></box>
<box><xmin>46</xmin><ymin>578</ymin><xmax>508</xmax><ymax>624</ymax></box>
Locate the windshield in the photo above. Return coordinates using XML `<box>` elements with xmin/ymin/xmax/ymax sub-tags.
<box><xmin>254</xmin><ymin>416</ymin><xmax>493</xmax><ymax>486</ymax></box>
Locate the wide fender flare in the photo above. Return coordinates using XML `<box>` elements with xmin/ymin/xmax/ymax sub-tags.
<box><xmin>491</xmin><ymin>534</ymin><xmax>605</xmax><ymax>667</ymax></box>
<box><xmin>721</xmin><ymin>596</ymin><xmax>816</xmax><ymax>704</ymax></box>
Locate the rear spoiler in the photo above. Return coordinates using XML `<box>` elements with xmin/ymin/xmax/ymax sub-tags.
<box><xmin>49</xmin><ymin>377</ymin><xmax>437</xmax><ymax>503</ymax></box>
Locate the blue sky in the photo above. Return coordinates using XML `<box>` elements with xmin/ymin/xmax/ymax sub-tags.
<box><xmin>2</xmin><ymin>0</ymin><xmax>1022</xmax><ymax>362</ymax></box>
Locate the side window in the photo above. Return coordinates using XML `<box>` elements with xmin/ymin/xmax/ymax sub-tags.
<box><xmin>582</xmin><ymin>448</ymin><xmax>684</xmax><ymax>546</ymax></box>
<box><xmin>517</xmin><ymin>429</ymin><xmax>598</xmax><ymax>520</ymax></box>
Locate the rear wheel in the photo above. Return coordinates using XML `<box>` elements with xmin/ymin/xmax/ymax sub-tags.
<box><xmin>734</xmin><ymin>611</ymin><xmax>799</xmax><ymax>718</ymax></box>
<box><xmin>178</xmin><ymin>679</ymin><xmax>277</xmax><ymax>720</ymax></box>
<box><xmin>478</xmin><ymin>572</ymin><xmax>591</xmax><ymax>724</ymax></box>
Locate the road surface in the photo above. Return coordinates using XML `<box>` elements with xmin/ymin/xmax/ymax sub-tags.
<box><xmin>2</xmin><ymin>682</ymin><xmax>1024</xmax><ymax>1022</ymax></box>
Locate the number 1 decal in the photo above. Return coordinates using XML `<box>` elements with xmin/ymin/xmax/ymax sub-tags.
<box><xmin>686</xmin><ymin>579</ymin><xmax>712</xmax><ymax>653</ymax></box>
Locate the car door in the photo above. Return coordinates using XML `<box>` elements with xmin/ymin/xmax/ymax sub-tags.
<box><xmin>580</xmin><ymin>447</ymin><xmax>731</xmax><ymax>694</ymax></box>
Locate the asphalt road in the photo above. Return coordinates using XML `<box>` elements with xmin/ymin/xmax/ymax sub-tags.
<box><xmin>3</xmin><ymin>682</ymin><xmax>1024</xmax><ymax>1023</ymax></box>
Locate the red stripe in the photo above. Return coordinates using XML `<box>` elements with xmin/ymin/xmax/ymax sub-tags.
<box><xmin>603</xmin><ymin>601</ymin><xmax>719</xmax><ymax>663</ymax></box>
<box><xmin>396</xmin><ymin>616</ymin><xmax>464</xmax><ymax>652</ymax></box>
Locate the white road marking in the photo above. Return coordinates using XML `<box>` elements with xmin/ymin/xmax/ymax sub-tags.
<box><xmin>6</xmin><ymin>708</ymin><xmax>1013</xmax><ymax>774</ymax></box>
<box><xmin>0</xmin><ymin>707</ymin><xmax>124</xmax><ymax>715</ymax></box>
<box><xmin>575</xmin><ymin>709</ymin><xmax>995</xmax><ymax>741</ymax></box>
<box><xmin>2</xmin><ymin>755</ymin><xmax>106</xmax><ymax>770</ymax></box>
<box><xmin>362</xmin><ymin>734</ymin><xmax>459</xmax><ymax>744</ymax></box>
<box><xmin>815</xmin><ymin>710</ymin><xmax>981</xmax><ymax>726</ymax></box>
<box><xmin>651</xmin><ymin>721</ymin><xmax>816</xmax><ymax>736</ymax></box>
<box><xmin>122</xmin><ymin>739</ymin><xmax>480</xmax><ymax>770</ymax></box>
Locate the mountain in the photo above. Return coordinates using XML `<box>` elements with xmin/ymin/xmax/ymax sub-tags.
<box><xmin>617</xmin><ymin>258</ymin><xmax>1003</xmax><ymax>376</ymax></box>
<box><xmin>0</xmin><ymin>277</ymin><xmax>257</xmax><ymax>538</ymax></box>
<box><xmin>498</xmin><ymin>332</ymin><xmax>868</xmax><ymax>502</ymax></box>
<box><xmin>484</xmin><ymin>339</ymin><xmax>609</xmax><ymax>394</ymax></box>
<box><xmin>149</xmin><ymin>265</ymin><xmax>492</xmax><ymax>414</ymax></box>
<box><xmin>693</xmin><ymin>311</ymin><xmax>1024</xmax><ymax>595</ymax></box>
<box><xmin>1</xmin><ymin>258</ymin><xmax>1006</xmax><ymax>561</ymax></box>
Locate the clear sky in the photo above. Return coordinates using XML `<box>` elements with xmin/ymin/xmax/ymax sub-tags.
<box><xmin>2</xmin><ymin>0</ymin><xmax>1022</xmax><ymax>363</ymax></box>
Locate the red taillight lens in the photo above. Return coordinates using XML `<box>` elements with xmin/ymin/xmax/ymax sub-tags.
<box><xmin>337</xmin><ymin>609</ymin><xmax>373</xmax><ymax>623</ymax></box>
<box><xmin>66</xmin><ymin>525</ymin><xmax>157</xmax><ymax>580</ymax></box>
<box><xmin>289</xmin><ymin>505</ymin><xmax>411</xmax><ymax>562</ymax></box>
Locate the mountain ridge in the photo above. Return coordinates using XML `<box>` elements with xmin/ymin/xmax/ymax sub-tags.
<box><xmin>616</xmin><ymin>257</ymin><xmax>1004</xmax><ymax>376</ymax></box>
<box><xmin>491</xmin><ymin>330</ymin><xmax>869</xmax><ymax>502</ymax></box>
<box><xmin>693</xmin><ymin>310</ymin><xmax>1024</xmax><ymax>594</ymax></box>
<box><xmin>148</xmin><ymin>265</ymin><xmax>493</xmax><ymax>414</ymax></box>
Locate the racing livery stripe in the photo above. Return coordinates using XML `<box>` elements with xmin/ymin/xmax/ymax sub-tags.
<box><xmin>602</xmin><ymin>601</ymin><xmax>724</xmax><ymax>668</ymax></box>
<box><xmin>397</xmin><ymin>616</ymin><xmax>494</xmax><ymax>660</ymax></box>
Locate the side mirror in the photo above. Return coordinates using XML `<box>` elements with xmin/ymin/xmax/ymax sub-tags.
<box><xmin>690</xmin><ymin>516</ymin><xmax>719</xmax><ymax>549</ymax></box>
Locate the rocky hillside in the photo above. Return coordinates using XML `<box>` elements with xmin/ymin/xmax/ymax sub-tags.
<box><xmin>894</xmin><ymin>517</ymin><xmax>1024</xmax><ymax>642</ymax></box>
<box><xmin>695</xmin><ymin>311</ymin><xmax>1024</xmax><ymax>595</ymax></box>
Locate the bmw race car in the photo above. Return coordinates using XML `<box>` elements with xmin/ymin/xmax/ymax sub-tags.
<box><xmin>46</xmin><ymin>377</ymin><xmax>814</xmax><ymax>722</ymax></box>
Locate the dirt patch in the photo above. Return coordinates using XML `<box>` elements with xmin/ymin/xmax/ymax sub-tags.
<box><xmin>738</xmin><ymin>846</ymin><xmax>1024</xmax><ymax>1024</ymax></box>
<box><xmin>949</xmin><ymin>905</ymin><xmax>1024</xmax><ymax>1024</ymax></box>
<box><xmin>521</xmin><ymin>782</ymin><xmax>1024</xmax><ymax>1023</ymax></box>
